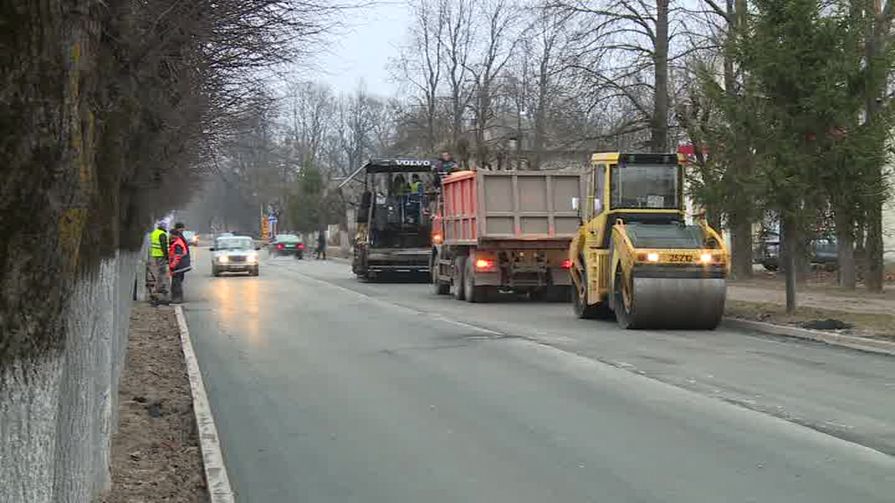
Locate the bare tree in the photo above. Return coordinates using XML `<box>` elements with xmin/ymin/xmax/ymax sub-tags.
<box><xmin>438</xmin><ymin>0</ymin><xmax>477</xmax><ymax>149</ymax></box>
<box><xmin>551</xmin><ymin>0</ymin><xmax>676</xmax><ymax>152</ymax></box>
<box><xmin>468</xmin><ymin>0</ymin><xmax>523</xmax><ymax>165</ymax></box>
<box><xmin>287</xmin><ymin>82</ymin><xmax>335</xmax><ymax>170</ymax></box>
<box><xmin>334</xmin><ymin>86</ymin><xmax>384</xmax><ymax>176</ymax></box>
<box><xmin>520</xmin><ymin>4</ymin><xmax>574</xmax><ymax>169</ymax></box>
<box><xmin>394</xmin><ymin>0</ymin><xmax>446</xmax><ymax>152</ymax></box>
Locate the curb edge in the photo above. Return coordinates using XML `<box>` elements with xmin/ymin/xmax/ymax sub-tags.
<box><xmin>174</xmin><ymin>305</ymin><xmax>236</xmax><ymax>502</ymax></box>
<box><xmin>723</xmin><ymin>317</ymin><xmax>895</xmax><ymax>357</ymax></box>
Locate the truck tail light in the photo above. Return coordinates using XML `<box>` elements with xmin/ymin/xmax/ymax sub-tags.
<box><xmin>474</xmin><ymin>258</ymin><xmax>495</xmax><ymax>271</ymax></box>
<box><xmin>298</xmin><ymin>243</ymin><xmax>305</xmax><ymax>250</ymax></box>
<box><xmin>277</xmin><ymin>243</ymin><xmax>284</xmax><ymax>250</ymax></box>
<box><xmin>561</xmin><ymin>259</ymin><xmax>573</xmax><ymax>269</ymax></box>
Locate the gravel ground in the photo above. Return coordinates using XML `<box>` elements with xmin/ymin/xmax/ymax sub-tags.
<box><xmin>726</xmin><ymin>300</ymin><xmax>895</xmax><ymax>340</ymax></box>
<box><xmin>102</xmin><ymin>304</ymin><xmax>208</xmax><ymax>502</ymax></box>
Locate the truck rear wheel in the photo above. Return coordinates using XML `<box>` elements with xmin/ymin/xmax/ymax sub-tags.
<box><xmin>614</xmin><ymin>269</ymin><xmax>637</xmax><ymax>329</ymax></box>
<box><xmin>452</xmin><ymin>256</ymin><xmax>466</xmax><ymax>300</ymax></box>
<box><xmin>431</xmin><ymin>252</ymin><xmax>449</xmax><ymax>295</ymax></box>
<box><xmin>463</xmin><ymin>258</ymin><xmax>488</xmax><ymax>303</ymax></box>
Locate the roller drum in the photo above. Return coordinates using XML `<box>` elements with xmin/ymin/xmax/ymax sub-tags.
<box><xmin>620</xmin><ymin>277</ymin><xmax>726</xmax><ymax>329</ymax></box>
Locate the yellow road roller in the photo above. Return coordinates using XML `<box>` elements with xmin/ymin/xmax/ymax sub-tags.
<box><xmin>569</xmin><ymin>152</ymin><xmax>729</xmax><ymax>329</ymax></box>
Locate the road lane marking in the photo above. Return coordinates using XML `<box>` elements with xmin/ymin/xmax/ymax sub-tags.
<box><xmin>427</xmin><ymin>313</ymin><xmax>504</xmax><ymax>336</ymax></box>
<box><xmin>175</xmin><ymin>305</ymin><xmax>235</xmax><ymax>503</ymax></box>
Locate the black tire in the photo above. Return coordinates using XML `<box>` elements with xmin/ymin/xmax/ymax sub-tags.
<box><xmin>463</xmin><ymin>258</ymin><xmax>488</xmax><ymax>303</ymax></box>
<box><xmin>296</xmin><ymin>253</ymin><xmax>303</xmax><ymax>260</ymax></box>
<box><xmin>431</xmin><ymin>252</ymin><xmax>450</xmax><ymax>295</ymax></box>
<box><xmin>212</xmin><ymin>267</ymin><xmax>221</xmax><ymax>277</ymax></box>
<box><xmin>614</xmin><ymin>269</ymin><xmax>637</xmax><ymax>329</ymax></box>
<box><xmin>572</xmin><ymin>264</ymin><xmax>609</xmax><ymax>319</ymax></box>
<box><xmin>452</xmin><ymin>256</ymin><xmax>466</xmax><ymax>300</ymax></box>
<box><xmin>251</xmin><ymin>268</ymin><xmax>260</xmax><ymax>276</ymax></box>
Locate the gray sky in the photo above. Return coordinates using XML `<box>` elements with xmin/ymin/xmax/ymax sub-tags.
<box><xmin>315</xmin><ymin>2</ymin><xmax>410</xmax><ymax>96</ymax></box>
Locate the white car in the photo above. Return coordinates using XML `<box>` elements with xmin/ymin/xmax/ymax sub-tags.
<box><xmin>211</xmin><ymin>236</ymin><xmax>260</xmax><ymax>276</ymax></box>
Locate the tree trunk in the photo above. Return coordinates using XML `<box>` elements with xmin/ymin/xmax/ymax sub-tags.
<box><xmin>835</xmin><ymin>211</ymin><xmax>856</xmax><ymax>289</ymax></box>
<box><xmin>795</xmin><ymin>243</ymin><xmax>810</xmax><ymax>284</ymax></box>
<box><xmin>730</xmin><ymin>214</ymin><xmax>753</xmax><ymax>279</ymax></box>
<box><xmin>475</xmin><ymin>86</ymin><xmax>491</xmax><ymax>166</ymax></box>
<box><xmin>427</xmin><ymin>101</ymin><xmax>437</xmax><ymax>153</ymax></box>
<box><xmin>781</xmin><ymin>215</ymin><xmax>798</xmax><ymax>313</ymax></box>
<box><xmin>452</xmin><ymin>89</ymin><xmax>463</xmax><ymax>149</ymax></box>
<box><xmin>865</xmin><ymin>202</ymin><xmax>884</xmax><ymax>291</ymax></box>
<box><xmin>532</xmin><ymin>114</ymin><xmax>544</xmax><ymax>171</ymax></box>
<box><xmin>649</xmin><ymin>0</ymin><xmax>669</xmax><ymax>153</ymax></box>
<box><xmin>725</xmin><ymin>0</ymin><xmax>753</xmax><ymax>278</ymax></box>
<box><xmin>531</xmin><ymin>58</ymin><xmax>549</xmax><ymax>171</ymax></box>
<box><xmin>863</xmin><ymin>1</ymin><xmax>886</xmax><ymax>292</ymax></box>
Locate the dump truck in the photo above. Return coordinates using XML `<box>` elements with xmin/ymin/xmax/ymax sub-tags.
<box><xmin>569</xmin><ymin>152</ymin><xmax>729</xmax><ymax>329</ymax></box>
<box><xmin>349</xmin><ymin>158</ymin><xmax>436</xmax><ymax>280</ymax></box>
<box><xmin>430</xmin><ymin>169</ymin><xmax>584</xmax><ymax>302</ymax></box>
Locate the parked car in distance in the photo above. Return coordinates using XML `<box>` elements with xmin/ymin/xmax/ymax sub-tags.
<box><xmin>270</xmin><ymin>233</ymin><xmax>305</xmax><ymax>259</ymax></box>
<box><xmin>756</xmin><ymin>232</ymin><xmax>838</xmax><ymax>271</ymax></box>
<box><xmin>210</xmin><ymin>235</ymin><xmax>260</xmax><ymax>276</ymax></box>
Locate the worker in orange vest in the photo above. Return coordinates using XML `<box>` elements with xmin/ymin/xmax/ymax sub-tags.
<box><xmin>168</xmin><ymin>222</ymin><xmax>192</xmax><ymax>303</ymax></box>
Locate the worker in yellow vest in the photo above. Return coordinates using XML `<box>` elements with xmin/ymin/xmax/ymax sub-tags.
<box><xmin>146</xmin><ymin>222</ymin><xmax>170</xmax><ymax>305</ymax></box>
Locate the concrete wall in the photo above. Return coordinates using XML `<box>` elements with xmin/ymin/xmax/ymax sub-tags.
<box><xmin>0</xmin><ymin>251</ymin><xmax>138</xmax><ymax>502</ymax></box>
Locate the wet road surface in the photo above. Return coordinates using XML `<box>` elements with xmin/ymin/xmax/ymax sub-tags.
<box><xmin>183</xmin><ymin>249</ymin><xmax>895</xmax><ymax>502</ymax></box>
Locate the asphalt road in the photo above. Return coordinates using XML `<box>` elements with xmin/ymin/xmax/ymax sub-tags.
<box><xmin>183</xmin><ymin>248</ymin><xmax>895</xmax><ymax>502</ymax></box>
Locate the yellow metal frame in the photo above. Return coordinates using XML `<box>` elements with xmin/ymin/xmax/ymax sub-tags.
<box><xmin>570</xmin><ymin>152</ymin><xmax>729</xmax><ymax>308</ymax></box>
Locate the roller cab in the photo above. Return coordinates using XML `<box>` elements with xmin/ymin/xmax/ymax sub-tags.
<box><xmin>569</xmin><ymin>153</ymin><xmax>729</xmax><ymax>329</ymax></box>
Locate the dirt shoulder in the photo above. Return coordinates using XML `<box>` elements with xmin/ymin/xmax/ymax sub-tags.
<box><xmin>725</xmin><ymin>273</ymin><xmax>895</xmax><ymax>341</ymax></box>
<box><xmin>725</xmin><ymin>300</ymin><xmax>895</xmax><ymax>341</ymax></box>
<box><xmin>727</xmin><ymin>283</ymin><xmax>895</xmax><ymax>316</ymax></box>
<box><xmin>101</xmin><ymin>304</ymin><xmax>208</xmax><ymax>502</ymax></box>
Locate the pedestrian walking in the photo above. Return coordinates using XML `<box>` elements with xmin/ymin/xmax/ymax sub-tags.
<box><xmin>316</xmin><ymin>228</ymin><xmax>327</xmax><ymax>260</ymax></box>
<box><xmin>146</xmin><ymin>221</ymin><xmax>170</xmax><ymax>306</ymax></box>
<box><xmin>168</xmin><ymin>222</ymin><xmax>192</xmax><ymax>303</ymax></box>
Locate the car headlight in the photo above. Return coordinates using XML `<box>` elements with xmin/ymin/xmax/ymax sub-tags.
<box><xmin>217</xmin><ymin>255</ymin><xmax>229</xmax><ymax>264</ymax></box>
<box><xmin>246</xmin><ymin>253</ymin><xmax>257</xmax><ymax>263</ymax></box>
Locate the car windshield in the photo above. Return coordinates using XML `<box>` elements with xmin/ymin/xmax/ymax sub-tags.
<box><xmin>276</xmin><ymin>234</ymin><xmax>300</xmax><ymax>242</ymax></box>
<box><xmin>610</xmin><ymin>163</ymin><xmax>679</xmax><ymax>209</ymax></box>
<box><xmin>216</xmin><ymin>237</ymin><xmax>253</xmax><ymax>250</ymax></box>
